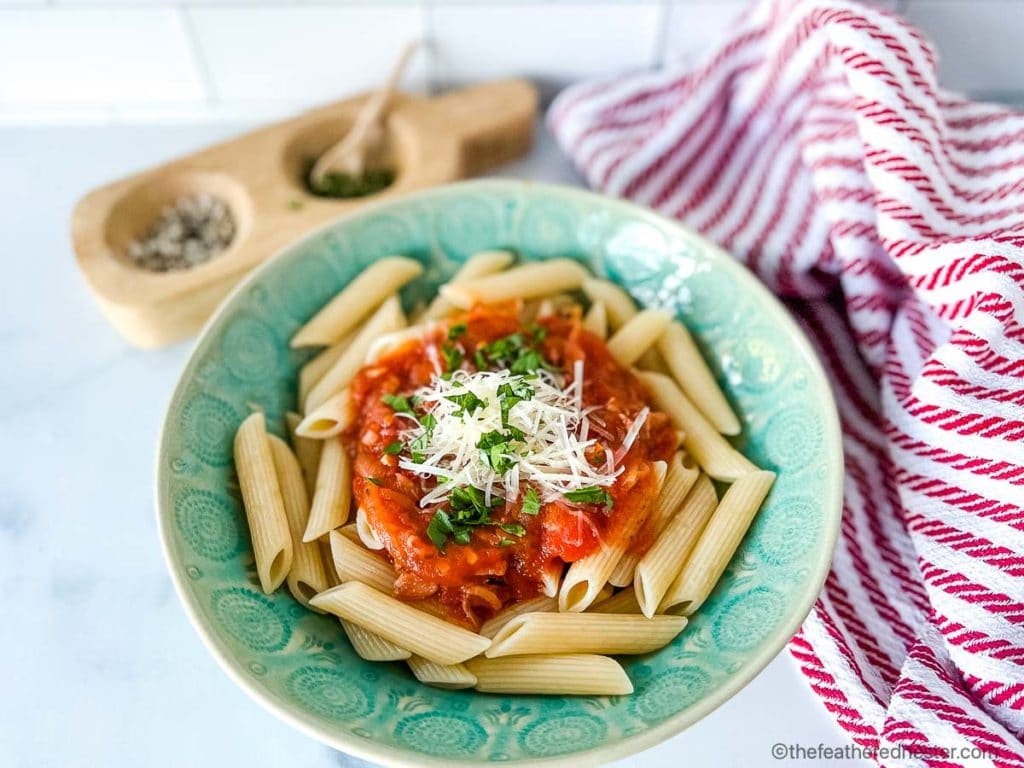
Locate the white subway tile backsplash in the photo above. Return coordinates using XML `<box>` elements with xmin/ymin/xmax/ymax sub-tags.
<box><xmin>905</xmin><ymin>0</ymin><xmax>1023</xmax><ymax>95</ymax></box>
<box><xmin>0</xmin><ymin>9</ymin><xmax>205</xmax><ymax>105</ymax></box>
<box><xmin>430</xmin><ymin>3</ymin><xmax>661</xmax><ymax>97</ymax></box>
<box><xmin>188</xmin><ymin>6</ymin><xmax>426</xmax><ymax>108</ymax></box>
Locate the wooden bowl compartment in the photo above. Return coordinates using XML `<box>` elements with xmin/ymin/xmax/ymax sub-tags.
<box><xmin>72</xmin><ymin>79</ymin><xmax>538</xmax><ymax>348</ymax></box>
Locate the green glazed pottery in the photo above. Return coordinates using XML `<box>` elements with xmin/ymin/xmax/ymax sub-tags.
<box><xmin>157</xmin><ymin>180</ymin><xmax>842</xmax><ymax>767</ymax></box>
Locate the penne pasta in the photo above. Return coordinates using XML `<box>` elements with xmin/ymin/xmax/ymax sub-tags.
<box><xmin>657</xmin><ymin>321</ymin><xmax>741</xmax><ymax>435</ymax></box>
<box><xmin>422</xmin><ymin>250</ymin><xmax>516</xmax><ymax>320</ymax></box>
<box><xmin>634</xmin><ymin>474</ymin><xmax>717</xmax><ymax>617</ymax></box>
<box><xmin>608</xmin><ymin>452</ymin><xmax>700</xmax><ymax>587</ymax></box>
<box><xmin>661</xmin><ymin>470</ymin><xmax>776</xmax><ymax>616</ymax></box>
<box><xmin>365</xmin><ymin>322</ymin><xmax>443</xmax><ymax>364</ymax></box>
<box><xmin>558</xmin><ymin>461</ymin><xmax>666</xmax><ymax>612</ymax></box>
<box><xmin>440</xmin><ymin>259</ymin><xmax>589</xmax><ymax>308</ymax></box>
<box><xmin>407</xmin><ymin>656</ymin><xmax>477</xmax><ymax>690</ymax></box>
<box><xmin>328</xmin><ymin>529</ymin><xmax>397</xmax><ymax>592</ymax></box>
<box><xmin>309</xmin><ymin>582</ymin><xmax>491</xmax><ymax>666</ymax></box>
<box><xmin>267</xmin><ymin>434</ymin><xmax>329</xmax><ymax>608</ymax></box>
<box><xmin>486</xmin><ymin>612</ymin><xmax>687</xmax><ymax>658</ymax></box>
<box><xmin>233</xmin><ymin>412</ymin><xmax>293</xmax><ymax>594</ymax></box>
<box><xmin>320</xmin><ymin>538</ymin><xmax>340</xmax><ymax>587</ymax></box>
<box><xmin>582</xmin><ymin>300</ymin><xmax>608</xmax><ymax>338</ymax></box>
<box><xmin>637</xmin><ymin>371</ymin><xmax>755</xmax><ymax>481</ymax></box>
<box><xmin>589</xmin><ymin>589</ymin><xmax>643</xmax><ymax>615</ymax></box>
<box><xmin>285</xmin><ymin>412</ymin><xmax>322</xmax><ymax>495</ymax></box>
<box><xmin>581</xmin><ymin>278</ymin><xmax>638</xmax><ymax>330</ymax></box>
<box><xmin>304</xmin><ymin>437</ymin><xmax>352</xmax><ymax>542</ymax></box>
<box><xmin>228</xmin><ymin>255</ymin><xmax>776</xmax><ymax>697</ymax></box>
<box><xmin>606</xmin><ymin>309</ymin><xmax>673</xmax><ymax>367</ymax></box>
<box><xmin>305</xmin><ymin>295</ymin><xmax>406</xmax><ymax>411</ymax></box>
<box><xmin>479</xmin><ymin>595</ymin><xmax>557</xmax><ymax>638</ymax></box>
<box><xmin>341</xmin><ymin>620</ymin><xmax>411</xmax><ymax>661</ymax></box>
<box><xmin>355</xmin><ymin>506</ymin><xmax>384</xmax><ymax>550</ymax></box>
<box><xmin>297</xmin><ymin>331</ymin><xmax>355</xmax><ymax>407</ymax></box>
<box><xmin>581</xmin><ymin>278</ymin><xmax>668</xmax><ymax>371</ymax></box>
<box><xmin>467</xmin><ymin>655</ymin><xmax>634</xmax><ymax>696</ymax></box>
<box><xmin>291</xmin><ymin>256</ymin><xmax>422</xmax><ymax>347</ymax></box>
<box><xmin>296</xmin><ymin>389</ymin><xmax>355</xmax><ymax>439</ymax></box>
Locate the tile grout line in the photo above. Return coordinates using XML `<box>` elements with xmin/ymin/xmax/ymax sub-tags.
<box><xmin>179</xmin><ymin>4</ymin><xmax>219</xmax><ymax>105</ymax></box>
<box><xmin>653</xmin><ymin>0</ymin><xmax>673</xmax><ymax>68</ymax></box>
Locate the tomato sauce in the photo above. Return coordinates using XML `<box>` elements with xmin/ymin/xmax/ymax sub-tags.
<box><xmin>344</xmin><ymin>303</ymin><xmax>676</xmax><ymax>627</ymax></box>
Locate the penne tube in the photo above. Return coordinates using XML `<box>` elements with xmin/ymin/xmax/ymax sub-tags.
<box><xmin>296</xmin><ymin>389</ymin><xmax>355</xmax><ymax>439</ymax></box>
<box><xmin>657</xmin><ymin>321</ymin><xmax>741</xmax><ymax>435</ymax></box>
<box><xmin>634</xmin><ymin>475</ymin><xmax>717</xmax><ymax>617</ymax></box>
<box><xmin>638</xmin><ymin>371</ymin><xmax>755</xmax><ymax>481</ymax></box>
<box><xmin>309</xmin><ymin>582</ymin><xmax>491</xmax><ymax>666</ymax></box>
<box><xmin>407</xmin><ymin>656</ymin><xmax>477</xmax><ymax>690</ymax></box>
<box><xmin>486</xmin><ymin>612</ymin><xmax>687</xmax><ymax>658</ymax></box>
<box><xmin>661</xmin><ymin>470</ymin><xmax>776</xmax><ymax>616</ymax></box>
<box><xmin>440</xmin><ymin>259</ymin><xmax>589</xmax><ymax>308</ymax></box>
<box><xmin>479</xmin><ymin>595</ymin><xmax>557</xmax><ymax>638</ymax></box>
<box><xmin>581</xmin><ymin>278</ymin><xmax>668</xmax><ymax>370</ymax></box>
<box><xmin>609</xmin><ymin>452</ymin><xmax>700</xmax><ymax>587</ymax></box>
<box><xmin>341</xmin><ymin>620</ymin><xmax>411</xmax><ymax>661</ymax></box>
<box><xmin>582</xmin><ymin>300</ymin><xmax>608</xmax><ymax>338</ymax></box>
<box><xmin>593</xmin><ymin>583</ymin><xmax>615</xmax><ymax>605</ymax></box>
<box><xmin>286</xmin><ymin>412</ymin><xmax>322</xmax><ymax>495</ymax></box>
<box><xmin>291</xmin><ymin>256</ymin><xmax>422</xmax><ymax>347</ymax></box>
<box><xmin>267</xmin><ymin>434</ymin><xmax>329</xmax><ymax>609</ymax></box>
<box><xmin>355</xmin><ymin>506</ymin><xmax>385</xmax><ymax>550</ymax></box>
<box><xmin>328</xmin><ymin>529</ymin><xmax>397</xmax><ymax>592</ymax></box>
<box><xmin>304</xmin><ymin>437</ymin><xmax>351</xmax><ymax>542</ymax></box>
<box><xmin>467</xmin><ymin>655</ymin><xmax>634</xmax><ymax>696</ymax></box>
<box><xmin>558</xmin><ymin>461</ymin><xmax>666</xmax><ymax>612</ymax></box>
<box><xmin>320</xmin><ymin>538</ymin><xmax>340</xmax><ymax>587</ymax></box>
<box><xmin>297</xmin><ymin>331</ymin><xmax>355</xmax><ymax>406</ymax></box>
<box><xmin>337</xmin><ymin>522</ymin><xmax>362</xmax><ymax>545</ymax></box>
<box><xmin>423</xmin><ymin>250</ymin><xmax>516</xmax><ymax>320</ymax></box>
<box><xmin>606</xmin><ymin>309</ymin><xmax>673</xmax><ymax>367</ymax></box>
<box><xmin>305</xmin><ymin>295</ymin><xmax>406</xmax><ymax>411</ymax></box>
<box><xmin>365</xmin><ymin>322</ymin><xmax>443</xmax><ymax>364</ymax></box>
<box><xmin>589</xmin><ymin>589</ymin><xmax>643</xmax><ymax>615</ymax></box>
<box><xmin>233</xmin><ymin>413</ymin><xmax>293</xmax><ymax>593</ymax></box>
<box><xmin>581</xmin><ymin>278</ymin><xmax>638</xmax><ymax>330</ymax></box>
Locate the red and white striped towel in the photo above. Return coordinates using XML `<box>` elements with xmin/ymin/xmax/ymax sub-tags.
<box><xmin>550</xmin><ymin>1</ymin><xmax>1024</xmax><ymax>763</ymax></box>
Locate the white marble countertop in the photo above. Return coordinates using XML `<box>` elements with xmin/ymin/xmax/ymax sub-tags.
<box><xmin>0</xmin><ymin>121</ymin><xmax>866</xmax><ymax>768</ymax></box>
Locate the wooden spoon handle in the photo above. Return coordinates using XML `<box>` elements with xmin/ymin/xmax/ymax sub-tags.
<box><xmin>310</xmin><ymin>41</ymin><xmax>419</xmax><ymax>184</ymax></box>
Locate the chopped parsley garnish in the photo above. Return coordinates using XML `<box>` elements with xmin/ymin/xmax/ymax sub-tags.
<box><xmin>446</xmin><ymin>391</ymin><xmax>487</xmax><ymax>416</ymax></box>
<box><xmin>497</xmin><ymin>538</ymin><xmax>517</xmax><ymax>547</ymax></box>
<box><xmin>366</xmin><ymin>476</ymin><xmax>383</xmax><ymax>486</ymax></box>
<box><xmin>427</xmin><ymin>484</ymin><xmax>508</xmax><ymax>552</ymax></box>
<box><xmin>497</xmin><ymin>379</ymin><xmax>534</xmax><ymax>427</ymax></box>
<box><xmin>500</xmin><ymin>523</ymin><xmax>526</xmax><ymax>537</ymax></box>
<box><xmin>384</xmin><ymin>441</ymin><xmax>404</xmax><ymax>455</ymax></box>
<box><xmin>477</xmin><ymin>429</ymin><xmax>523</xmax><ymax>475</ymax></box>
<box><xmin>441</xmin><ymin>343</ymin><xmax>464</xmax><ymax>372</ymax></box>
<box><xmin>426</xmin><ymin>509</ymin><xmax>455</xmax><ymax>552</ymax></box>
<box><xmin>448</xmin><ymin>323</ymin><xmax>467</xmax><ymax>341</ymax></box>
<box><xmin>564</xmin><ymin>486</ymin><xmax>614</xmax><ymax>510</ymax></box>
<box><xmin>522</xmin><ymin>487</ymin><xmax>541</xmax><ymax>516</ymax></box>
<box><xmin>472</xmin><ymin>331</ymin><xmax>555</xmax><ymax>376</ymax></box>
<box><xmin>381</xmin><ymin>393</ymin><xmax>414</xmax><ymax>414</ymax></box>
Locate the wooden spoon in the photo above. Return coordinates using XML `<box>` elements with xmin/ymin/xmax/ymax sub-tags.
<box><xmin>309</xmin><ymin>41</ymin><xmax>419</xmax><ymax>188</ymax></box>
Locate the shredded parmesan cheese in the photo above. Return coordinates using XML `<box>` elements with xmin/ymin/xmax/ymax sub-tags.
<box><xmin>397</xmin><ymin>363</ymin><xmax>627</xmax><ymax>507</ymax></box>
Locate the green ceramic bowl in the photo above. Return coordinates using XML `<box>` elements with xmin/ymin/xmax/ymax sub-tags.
<box><xmin>157</xmin><ymin>180</ymin><xmax>842</xmax><ymax>767</ymax></box>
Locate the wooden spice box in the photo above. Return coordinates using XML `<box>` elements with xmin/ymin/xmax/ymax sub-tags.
<box><xmin>71</xmin><ymin>79</ymin><xmax>538</xmax><ymax>348</ymax></box>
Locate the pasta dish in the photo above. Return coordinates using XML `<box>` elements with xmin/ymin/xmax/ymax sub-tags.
<box><xmin>231</xmin><ymin>251</ymin><xmax>774</xmax><ymax>695</ymax></box>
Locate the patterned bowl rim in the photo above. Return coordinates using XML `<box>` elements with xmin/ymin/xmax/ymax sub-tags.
<box><xmin>156</xmin><ymin>178</ymin><xmax>843</xmax><ymax>768</ymax></box>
